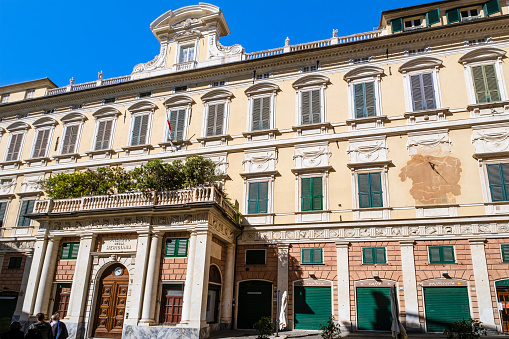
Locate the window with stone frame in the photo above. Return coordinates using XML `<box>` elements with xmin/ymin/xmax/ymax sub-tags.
<box><xmin>487</xmin><ymin>163</ymin><xmax>509</xmax><ymax>202</ymax></box>
<box><xmin>159</xmin><ymin>284</ymin><xmax>184</xmax><ymax>324</ymax></box>
<box><xmin>292</xmin><ymin>75</ymin><xmax>328</xmax><ymax>127</ymax></box>
<box><xmin>129</xmin><ymin>113</ymin><xmax>150</xmax><ymax>146</ymax></box>
<box><xmin>5</xmin><ymin>132</ymin><xmax>24</xmax><ymax>161</ymax></box>
<box><xmin>344</xmin><ymin>66</ymin><xmax>384</xmax><ymax>121</ymax></box>
<box><xmin>17</xmin><ymin>199</ymin><xmax>35</xmax><ymax>227</ymax></box>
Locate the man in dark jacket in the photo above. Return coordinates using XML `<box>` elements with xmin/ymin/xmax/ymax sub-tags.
<box><xmin>50</xmin><ymin>314</ymin><xmax>67</xmax><ymax>339</ymax></box>
<box><xmin>26</xmin><ymin>313</ymin><xmax>53</xmax><ymax>339</ymax></box>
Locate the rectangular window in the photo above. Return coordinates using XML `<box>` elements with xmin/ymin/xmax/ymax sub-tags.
<box><xmin>429</xmin><ymin>246</ymin><xmax>455</xmax><ymax>264</ymax></box>
<box><xmin>103</xmin><ymin>97</ymin><xmax>116</xmax><ymax>104</ymax></box>
<box><xmin>301</xmin><ymin>177</ymin><xmax>323</xmax><ymax>211</ymax></box>
<box><xmin>53</xmin><ymin>283</ymin><xmax>71</xmax><ymax>318</ymax></box>
<box><xmin>354</xmin><ymin>82</ymin><xmax>376</xmax><ymax>118</ymax></box>
<box><xmin>25</xmin><ymin>89</ymin><xmax>35</xmax><ymax>99</ymax></box>
<box><xmin>212</xmin><ymin>81</ymin><xmax>225</xmax><ymax>87</ymax></box>
<box><xmin>70</xmin><ymin>104</ymin><xmax>82</xmax><ymax>110</ymax></box>
<box><xmin>168</xmin><ymin>109</ymin><xmax>186</xmax><ymax>142</ymax></box>
<box><xmin>358</xmin><ymin>172</ymin><xmax>383</xmax><ymax>208</ymax></box>
<box><xmin>404</xmin><ymin>18</ymin><xmax>422</xmax><ymax>30</ymax></box>
<box><xmin>8</xmin><ymin>256</ymin><xmax>22</xmax><ymax>269</ymax></box>
<box><xmin>160</xmin><ymin>284</ymin><xmax>184</xmax><ymax>324</ymax></box>
<box><xmin>174</xmin><ymin>86</ymin><xmax>188</xmax><ymax>92</ymax></box>
<box><xmin>302</xmin><ymin>65</ymin><xmax>318</xmax><ymax>73</ymax></box>
<box><xmin>410</xmin><ymin>73</ymin><xmax>436</xmax><ymax>111</ymax></box>
<box><xmin>251</xmin><ymin>96</ymin><xmax>271</xmax><ymax>131</ymax></box>
<box><xmin>5</xmin><ymin>133</ymin><xmax>24</xmax><ymax>161</ymax></box>
<box><xmin>17</xmin><ymin>200</ymin><xmax>34</xmax><ymax>227</ymax></box>
<box><xmin>130</xmin><ymin>114</ymin><xmax>150</xmax><ymax>146</ymax></box>
<box><xmin>461</xmin><ymin>8</ymin><xmax>480</xmax><ymax>20</ymax></box>
<box><xmin>501</xmin><ymin>244</ymin><xmax>509</xmax><ymax>262</ymax></box>
<box><xmin>0</xmin><ymin>201</ymin><xmax>8</xmax><ymax>227</ymax></box>
<box><xmin>472</xmin><ymin>64</ymin><xmax>500</xmax><ymax>103</ymax></box>
<box><xmin>139</xmin><ymin>91</ymin><xmax>152</xmax><ymax>98</ymax></box>
<box><xmin>206</xmin><ymin>103</ymin><xmax>225</xmax><ymax>137</ymax></box>
<box><xmin>247</xmin><ymin>181</ymin><xmax>269</xmax><ymax>214</ymax></box>
<box><xmin>32</xmin><ymin>129</ymin><xmax>51</xmax><ymax>158</ymax></box>
<box><xmin>165</xmin><ymin>238</ymin><xmax>188</xmax><ymax>257</ymax></box>
<box><xmin>362</xmin><ymin>247</ymin><xmax>387</xmax><ymax>264</ymax></box>
<box><xmin>60</xmin><ymin>242</ymin><xmax>80</xmax><ymax>260</ymax></box>
<box><xmin>301</xmin><ymin>248</ymin><xmax>323</xmax><ymax>264</ymax></box>
<box><xmin>94</xmin><ymin>120</ymin><xmax>113</xmax><ymax>150</ymax></box>
<box><xmin>301</xmin><ymin>89</ymin><xmax>321</xmax><ymax>125</ymax></box>
<box><xmin>61</xmin><ymin>125</ymin><xmax>79</xmax><ymax>154</ymax></box>
<box><xmin>246</xmin><ymin>249</ymin><xmax>266</xmax><ymax>265</ymax></box>
<box><xmin>180</xmin><ymin>45</ymin><xmax>195</xmax><ymax>63</ymax></box>
<box><xmin>1</xmin><ymin>94</ymin><xmax>9</xmax><ymax>103</ymax></box>
<box><xmin>487</xmin><ymin>163</ymin><xmax>509</xmax><ymax>201</ymax></box>
<box><xmin>256</xmin><ymin>73</ymin><xmax>270</xmax><ymax>80</ymax></box>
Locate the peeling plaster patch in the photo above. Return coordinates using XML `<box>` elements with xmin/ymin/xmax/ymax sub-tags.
<box><xmin>400</xmin><ymin>154</ymin><xmax>462</xmax><ymax>204</ymax></box>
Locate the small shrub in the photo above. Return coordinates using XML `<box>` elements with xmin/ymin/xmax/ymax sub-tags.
<box><xmin>253</xmin><ymin>316</ymin><xmax>273</xmax><ymax>339</ymax></box>
<box><xmin>320</xmin><ymin>315</ymin><xmax>341</xmax><ymax>339</ymax></box>
<box><xmin>443</xmin><ymin>318</ymin><xmax>487</xmax><ymax>339</ymax></box>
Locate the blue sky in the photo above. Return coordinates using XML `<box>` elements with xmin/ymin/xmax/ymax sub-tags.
<box><xmin>0</xmin><ymin>0</ymin><xmax>430</xmax><ymax>87</ymax></box>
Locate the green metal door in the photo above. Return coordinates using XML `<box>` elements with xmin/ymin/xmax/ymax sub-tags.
<box><xmin>294</xmin><ymin>286</ymin><xmax>332</xmax><ymax>330</ymax></box>
<box><xmin>356</xmin><ymin>287</ymin><xmax>392</xmax><ymax>331</ymax></box>
<box><xmin>237</xmin><ymin>281</ymin><xmax>272</xmax><ymax>329</ymax></box>
<box><xmin>424</xmin><ymin>287</ymin><xmax>470</xmax><ymax>332</ymax></box>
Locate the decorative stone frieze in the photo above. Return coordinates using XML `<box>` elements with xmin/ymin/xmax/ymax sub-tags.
<box><xmin>347</xmin><ymin>136</ymin><xmax>388</xmax><ymax>163</ymax></box>
<box><xmin>472</xmin><ymin>123</ymin><xmax>509</xmax><ymax>155</ymax></box>
<box><xmin>242</xmin><ymin>148</ymin><xmax>277</xmax><ymax>173</ymax></box>
<box><xmin>293</xmin><ymin>143</ymin><xmax>331</xmax><ymax>169</ymax></box>
<box><xmin>407</xmin><ymin>129</ymin><xmax>451</xmax><ymax>155</ymax></box>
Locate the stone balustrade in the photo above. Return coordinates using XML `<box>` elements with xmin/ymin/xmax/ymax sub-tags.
<box><xmin>33</xmin><ymin>186</ymin><xmax>238</xmax><ymax>222</ymax></box>
<box><xmin>46</xmin><ymin>75</ymin><xmax>132</xmax><ymax>96</ymax></box>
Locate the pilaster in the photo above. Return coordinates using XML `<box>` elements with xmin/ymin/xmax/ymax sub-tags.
<box><xmin>139</xmin><ymin>232</ymin><xmax>163</xmax><ymax>324</ymax></box>
<box><xmin>220</xmin><ymin>243</ymin><xmax>235</xmax><ymax>329</ymax></box>
<box><xmin>277</xmin><ymin>244</ymin><xmax>289</xmax><ymax>330</ymax></box>
<box><xmin>181</xmin><ymin>231</ymin><xmax>197</xmax><ymax>325</ymax></box>
<box><xmin>399</xmin><ymin>240</ymin><xmax>420</xmax><ymax>331</ymax></box>
<box><xmin>20</xmin><ymin>234</ymin><xmax>47</xmax><ymax>322</ymax></box>
<box><xmin>189</xmin><ymin>230</ymin><xmax>212</xmax><ymax>328</ymax></box>
<box><xmin>335</xmin><ymin>241</ymin><xmax>350</xmax><ymax>331</ymax></box>
<box><xmin>33</xmin><ymin>234</ymin><xmax>61</xmax><ymax>317</ymax></box>
<box><xmin>14</xmin><ymin>248</ymin><xmax>34</xmax><ymax>317</ymax></box>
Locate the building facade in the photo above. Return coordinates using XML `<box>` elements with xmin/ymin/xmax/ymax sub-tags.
<box><xmin>1</xmin><ymin>0</ymin><xmax>509</xmax><ymax>337</ymax></box>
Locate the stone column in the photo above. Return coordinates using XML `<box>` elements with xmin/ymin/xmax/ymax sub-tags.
<box><xmin>220</xmin><ymin>243</ymin><xmax>235</xmax><ymax>329</ymax></box>
<box><xmin>188</xmin><ymin>230</ymin><xmax>212</xmax><ymax>329</ymax></box>
<box><xmin>139</xmin><ymin>232</ymin><xmax>163</xmax><ymax>324</ymax></box>
<box><xmin>14</xmin><ymin>249</ymin><xmax>34</xmax><ymax>318</ymax></box>
<box><xmin>335</xmin><ymin>241</ymin><xmax>350</xmax><ymax>331</ymax></box>
<box><xmin>181</xmin><ymin>231</ymin><xmax>197</xmax><ymax>325</ymax></box>
<box><xmin>469</xmin><ymin>238</ymin><xmax>496</xmax><ymax>331</ymax></box>
<box><xmin>20</xmin><ymin>235</ymin><xmax>47</xmax><ymax>322</ymax></box>
<box><xmin>65</xmin><ymin>233</ymin><xmax>96</xmax><ymax>329</ymax></box>
<box><xmin>0</xmin><ymin>252</ymin><xmax>6</xmax><ymax>277</ymax></box>
<box><xmin>400</xmin><ymin>240</ymin><xmax>420</xmax><ymax>331</ymax></box>
<box><xmin>124</xmin><ymin>230</ymin><xmax>151</xmax><ymax>326</ymax></box>
<box><xmin>33</xmin><ymin>235</ymin><xmax>60</xmax><ymax>316</ymax></box>
<box><xmin>277</xmin><ymin>244</ymin><xmax>289</xmax><ymax>329</ymax></box>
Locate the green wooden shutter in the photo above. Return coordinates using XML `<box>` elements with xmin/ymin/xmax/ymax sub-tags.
<box><xmin>138</xmin><ymin>114</ymin><xmax>149</xmax><ymax>145</ymax></box>
<box><xmin>165</xmin><ymin>239</ymin><xmax>176</xmax><ymax>257</ymax></box>
<box><xmin>422</xmin><ymin>73</ymin><xmax>436</xmax><ymax>110</ymax></box>
<box><xmin>177</xmin><ymin>239</ymin><xmax>188</xmax><ymax>256</ymax></box>
<box><xmin>446</xmin><ymin>8</ymin><xmax>460</xmax><ymax>23</ymax></box>
<box><xmin>294</xmin><ymin>286</ymin><xmax>332</xmax><ymax>330</ymax></box>
<box><xmin>248</xmin><ymin>182</ymin><xmax>259</xmax><ymax>214</ymax></box>
<box><xmin>261</xmin><ymin>96</ymin><xmax>270</xmax><ymax>130</ymax></box>
<box><xmin>429</xmin><ymin>246</ymin><xmax>441</xmax><ymax>263</ymax></box>
<box><xmin>70</xmin><ymin>243</ymin><xmax>80</xmax><ymax>259</ymax></box>
<box><xmin>473</xmin><ymin>65</ymin><xmax>500</xmax><ymax>103</ymax></box>
<box><xmin>503</xmin><ymin>164</ymin><xmax>509</xmax><ymax>199</ymax></box>
<box><xmin>426</xmin><ymin>8</ymin><xmax>440</xmax><ymax>26</ymax></box>
<box><xmin>424</xmin><ymin>287</ymin><xmax>470</xmax><ymax>332</ymax></box>
<box><xmin>484</xmin><ymin>64</ymin><xmax>500</xmax><ymax>102</ymax></box>
<box><xmin>410</xmin><ymin>75</ymin><xmax>424</xmax><ymax>111</ymax></box>
<box><xmin>311</xmin><ymin>90</ymin><xmax>321</xmax><ymax>124</ymax></box>
<box><xmin>95</xmin><ymin>121</ymin><xmax>106</xmax><ymax>150</ymax></box>
<box><xmin>356</xmin><ymin>287</ymin><xmax>393</xmax><ymax>330</ymax></box>
<box><xmin>312</xmin><ymin>177</ymin><xmax>323</xmax><ymax>210</ymax></box>
<box><xmin>358</xmin><ymin>173</ymin><xmax>370</xmax><ymax>208</ymax></box>
<box><xmin>313</xmin><ymin>248</ymin><xmax>323</xmax><ymax>263</ymax></box>
<box><xmin>376</xmin><ymin>247</ymin><xmax>386</xmax><ymax>263</ymax></box>
<box><xmin>391</xmin><ymin>18</ymin><xmax>403</xmax><ymax>33</ymax></box>
<box><xmin>363</xmin><ymin>248</ymin><xmax>374</xmax><ymax>264</ymax></box>
<box><xmin>487</xmin><ymin>164</ymin><xmax>506</xmax><ymax>201</ymax></box>
<box><xmin>131</xmin><ymin>115</ymin><xmax>148</xmax><ymax>146</ymax></box>
<box><xmin>443</xmin><ymin>246</ymin><xmax>454</xmax><ymax>262</ymax></box>
<box><xmin>429</xmin><ymin>246</ymin><xmax>455</xmax><ymax>263</ymax></box>
<box><xmin>301</xmin><ymin>178</ymin><xmax>312</xmax><ymax>211</ymax></box>
<box><xmin>302</xmin><ymin>248</ymin><xmax>312</xmax><ymax>264</ymax></box>
<box><xmin>301</xmin><ymin>91</ymin><xmax>311</xmax><ymax>125</ymax></box>
<box><xmin>501</xmin><ymin>244</ymin><xmax>509</xmax><ymax>262</ymax></box>
<box><xmin>33</xmin><ymin>129</ymin><xmax>50</xmax><ymax>158</ymax></box>
<box><xmin>0</xmin><ymin>202</ymin><xmax>7</xmax><ymax>226</ymax></box>
<box><xmin>252</xmin><ymin>97</ymin><xmax>262</xmax><ymax>131</ymax></box>
<box><xmin>371</xmin><ymin>172</ymin><xmax>383</xmax><ymax>208</ymax></box>
<box><xmin>17</xmin><ymin>200</ymin><xmax>34</xmax><ymax>227</ymax></box>
<box><xmin>61</xmin><ymin>243</ymin><xmax>71</xmax><ymax>259</ymax></box>
<box><xmin>354</xmin><ymin>83</ymin><xmax>365</xmax><ymax>118</ymax></box>
<box><xmin>365</xmin><ymin>82</ymin><xmax>376</xmax><ymax>117</ymax></box>
<box><xmin>484</xmin><ymin>0</ymin><xmax>501</xmax><ymax>16</ymax></box>
<box><xmin>258</xmin><ymin>181</ymin><xmax>269</xmax><ymax>213</ymax></box>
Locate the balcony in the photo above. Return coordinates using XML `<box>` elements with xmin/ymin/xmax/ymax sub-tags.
<box><xmin>32</xmin><ymin>185</ymin><xmax>239</xmax><ymax>224</ymax></box>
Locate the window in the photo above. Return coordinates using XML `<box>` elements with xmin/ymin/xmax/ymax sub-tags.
<box><xmin>354</xmin><ymin>82</ymin><xmax>377</xmax><ymax>118</ymax></box>
<box><xmin>358</xmin><ymin>172</ymin><xmax>383</xmax><ymax>208</ymax></box>
<box><xmin>410</xmin><ymin>73</ymin><xmax>436</xmax><ymax>111</ymax></box>
<box><xmin>31</xmin><ymin>129</ymin><xmax>51</xmax><ymax>158</ymax></box>
<box><xmin>103</xmin><ymin>97</ymin><xmax>116</xmax><ymax>104</ymax></box>
<box><xmin>212</xmin><ymin>81</ymin><xmax>226</xmax><ymax>87</ymax></box>
<box><xmin>256</xmin><ymin>73</ymin><xmax>270</xmax><ymax>80</ymax></box>
<box><xmin>461</xmin><ymin>8</ymin><xmax>480</xmax><ymax>20</ymax></box>
<box><xmin>130</xmin><ymin>114</ymin><xmax>150</xmax><ymax>146</ymax></box>
<box><xmin>17</xmin><ymin>200</ymin><xmax>35</xmax><ymax>227</ymax></box>
<box><xmin>248</xmin><ymin>181</ymin><xmax>268</xmax><ymax>214</ymax></box>
<box><xmin>301</xmin><ymin>90</ymin><xmax>321</xmax><ymax>124</ymax></box>
<box><xmin>246</xmin><ymin>249</ymin><xmax>266</xmax><ymax>264</ymax></box>
<box><xmin>406</xmin><ymin>47</ymin><xmax>429</xmax><ymax>56</ymax></box>
<box><xmin>350</xmin><ymin>57</ymin><xmax>372</xmax><ymax>65</ymax></box>
<box><xmin>251</xmin><ymin>97</ymin><xmax>271</xmax><ymax>131</ymax></box>
<box><xmin>472</xmin><ymin>64</ymin><xmax>500</xmax><ymax>103</ymax></box>
<box><xmin>25</xmin><ymin>89</ymin><xmax>35</xmax><ymax>99</ymax></box>
<box><xmin>301</xmin><ymin>177</ymin><xmax>323</xmax><ymax>211</ymax></box>
<box><xmin>70</xmin><ymin>104</ymin><xmax>82</xmax><ymax>110</ymax></box>
<box><xmin>362</xmin><ymin>247</ymin><xmax>386</xmax><ymax>264</ymax></box>
<box><xmin>1</xmin><ymin>94</ymin><xmax>9</xmax><ymax>103</ymax></box>
<box><xmin>165</xmin><ymin>238</ymin><xmax>188</xmax><ymax>257</ymax></box>
<box><xmin>0</xmin><ymin>201</ymin><xmax>8</xmax><ymax>227</ymax></box>
<box><xmin>168</xmin><ymin>109</ymin><xmax>186</xmax><ymax>142</ymax></box>
<box><xmin>174</xmin><ymin>86</ymin><xmax>188</xmax><ymax>93</ymax></box>
<box><xmin>301</xmin><ymin>248</ymin><xmax>323</xmax><ymax>264</ymax></box>
<box><xmin>5</xmin><ymin>133</ymin><xmax>24</xmax><ymax>161</ymax></box>
<box><xmin>60</xmin><ymin>242</ymin><xmax>80</xmax><ymax>260</ymax></box>
<box><xmin>501</xmin><ymin>244</ymin><xmax>509</xmax><ymax>262</ymax></box>
<box><xmin>206</xmin><ymin>103</ymin><xmax>225</xmax><ymax>136</ymax></box>
<box><xmin>61</xmin><ymin>125</ymin><xmax>80</xmax><ymax>154</ymax></box>
<box><xmin>404</xmin><ymin>18</ymin><xmax>422</xmax><ymax>30</ymax></box>
<box><xmin>487</xmin><ymin>163</ymin><xmax>509</xmax><ymax>201</ymax></box>
<box><xmin>139</xmin><ymin>91</ymin><xmax>152</xmax><ymax>98</ymax></box>
<box><xmin>429</xmin><ymin>246</ymin><xmax>455</xmax><ymax>264</ymax></box>
<box><xmin>160</xmin><ymin>284</ymin><xmax>184</xmax><ymax>324</ymax></box>
<box><xmin>180</xmin><ymin>45</ymin><xmax>195</xmax><ymax>63</ymax></box>
<box><xmin>94</xmin><ymin>120</ymin><xmax>113</xmax><ymax>150</ymax></box>
<box><xmin>302</xmin><ymin>65</ymin><xmax>318</xmax><ymax>73</ymax></box>
<box><xmin>8</xmin><ymin>256</ymin><xmax>22</xmax><ymax>269</ymax></box>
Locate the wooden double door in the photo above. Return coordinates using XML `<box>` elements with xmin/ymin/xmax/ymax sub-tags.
<box><xmin>498</xmin><ymin>290</ymin><xmax>509</xmax><ymax>332</ymax></box>
<box><xmin>92</xmin><ymin>264</ymin><xmax>129</xmax><ymax>339</ymax></box>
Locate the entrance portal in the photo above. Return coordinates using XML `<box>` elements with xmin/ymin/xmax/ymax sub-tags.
<box><xmin>92</xmin><ymin>264</ymin><xmax>129</xmax><ymax>339</ymax></box>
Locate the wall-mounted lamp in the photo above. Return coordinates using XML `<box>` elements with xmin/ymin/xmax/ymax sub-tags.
<box><xmin>373</xmin><ymin>272</ymin><xmax>381</xmax><ymax>281</ymax></box>
<box><xmin>309</xmin><ymin>272</ymin><xmax>316</xmax><ymax>278</ymax></box>
<box><xmin>442</xmin><ymin>271</ymin><xmax>450</xmax><ymax>278</ymax></box>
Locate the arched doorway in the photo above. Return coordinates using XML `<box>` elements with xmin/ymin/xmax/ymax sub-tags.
<box><xmin>207</xmin><ymin>265</ymin><xmax>222</xmax><ymax>324</ymax></box>
<box><xmin>92</xmin><ymin>264</ymin><xmax>129</xmax><ymax>339</ymax></box>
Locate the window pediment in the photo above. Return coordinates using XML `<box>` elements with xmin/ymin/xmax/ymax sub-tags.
<box><xmin>127</xmin><ymin>101</ymin><xmax>158</xmax><ymax>113</ymax></box>
<box><xmin>459</xmin><ymin>47</ymin><xmax>506</xmax><ymax>64</ymax></box>
<box><xmin>344</xmin><ymin>66</ymin><xmax>384</xmax><ymax>81</ymax></box>
<box><xmin>201</xmin><ymin>89</ymin><xmax>233</xmax><ymax>102</ymax></box>
<box><xmin>245</xmin><ymin>82</ymin><xmax>280</xmax><ymax>96</ymax></box>
<box><xmin>399</xmin><ymin>57</ymin><xmax>443</xmax><ymax>73</ymax></box>
<box><xmin>7</xmin><ymin>122</ymin><xmax>30</xmax><ymax>132</ymax></box>
<box><xmin>61</xmin><ymin>112</ymin><xmax>87</xmax><ymax>124</ymax></box>
<box><xmin>164</xmin><ymin>95</ymin><xmax>194</xmax><ymax>107</ymax></box>
<box><xmin>33</xmin><ymin>117</ymin><xmax>58</xmax><ymax>128</ymax></box>
<box><xmin>292</xmin><ymin>75</ymin><xmax>330</xmax><ymax>89</ymax></box>
<box><xmin>93</xmin><ymin>107</ymin><xmax>122</xmax><ymax>119</ymax></box>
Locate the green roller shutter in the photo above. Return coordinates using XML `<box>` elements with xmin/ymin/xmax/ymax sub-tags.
<box><xmin>356</xmin><ymin>287</ymin><xmax>392</xmax><ymax>331</ymax></box>
<box><xmin>237</xmin><ymin>281</ymin><xmax>272</xmax><ymax>329</ymax></box>
<box><xmin>424</xmin><ymin>287</ymin><xmax>470</xmax><ymax>332</ymax></box>
<box><xmin>294</xmin><ymin>286</ymin><xmax>331</xmax><ymax>330</ymax></box>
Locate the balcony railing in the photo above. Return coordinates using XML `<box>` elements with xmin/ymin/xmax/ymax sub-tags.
<box><xmin>46</xmin><ymin>75</ymin><xmax>132</xmax><ymax>96</ymax></box>
<box><xmin>33</xmin><ymin>186</ymin><xmax>238</xmax><ymax>223</ymax></box>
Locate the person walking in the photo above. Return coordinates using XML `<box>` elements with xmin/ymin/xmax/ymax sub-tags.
<box><xmin>50</xmin><ymin>314</ymin><xmax>67</xmax><ymax>339</ymax></box>
<box><xmin>1</xmin><ymin>322</ymin><xmax>24</xmax><ymax>339</ymax></box>
<box><xmin>26</xmin><ymin>313</ymin><xmax>53</xmax><ymax>339</ymax></box>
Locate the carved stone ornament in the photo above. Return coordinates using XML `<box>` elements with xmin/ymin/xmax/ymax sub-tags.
<box><xmin>242</xmin><ymin>149</ymin><xmax>277</xmax><ymax>173</ymax></box>
<box><xmin>472</xmin><ymin>124</ymin><xmax>509</xmax><ymax>154</ymax></box>
<box><xmin>207</xmin><ymin>34</ymin><xmax>243</xmax><ymax>58</ymax></box>
<box><xmin>171</xmin><ymin>17</ymin><xmax>202</xmax><ymax>30</ymax></box>
<box><xmin>47</xmin><ymin>216</ymin><xmax>151</xmax><ymax>231</ymax></box>
<box><xmin>132</xmin><ymin>43</ymin><xmax>169</xmax><ymax>74</ymax></box>
<box><xmin>293</xmin><ymin>144</ymin><xmax>331</xmax><ymax>169</ymax></box>
<box><xmin>347</xmin><ymin>137</ymin><xmax>388</xmax><ymax>163</ymax></box>
<box><xmin>209</xmin><ymin>214</ymin><xmax>236</xmax><ymax>242</ymax></box>
<box><xmin>0</xmin><ymin>241</ymin><xmax>35</xmax><ymax>252</ymax></box>
<box><xmin>407</xmin><ymin>130</ymin><xmax>451</xmax><ymax>155</ymax></box>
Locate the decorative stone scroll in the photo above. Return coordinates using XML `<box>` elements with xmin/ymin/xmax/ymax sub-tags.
<box><xmin>347</xmin><ymin>136</ymin><xmax>388</xmax><ymax>163</ymax></box>
<box><xmin>293</xmin><ymin>143</ymin><xmax>331</xmax><ymax>169</ymax></box>
<box><xmin>472</xmin><ymin>123</ymin><xmax>509</xmax><ymax>154</ymax></box>
<box><xmin>132</xmin><ymin>43</ymin><xmax>169</xmax><ymax>74</ymax></box>
<box><xmin>242</xmin><ymin>148</ymin><xmax>277</xmax><ymax>173</ymax></box>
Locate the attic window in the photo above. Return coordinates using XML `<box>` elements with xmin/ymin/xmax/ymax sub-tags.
<box><xmin>180</xmin><ymin>45</ymin><xmax>195</xmax><ymax>63</ymax></box>
<box><xmin>103</xmin><ymin>97</ymin><xmax>116</xmax><ymax>104</ymax></box>
<box><xmin>405</xmin><ymin>47</ymin><xmax>429</xmax><ymax>56</ymax></box>
<box><xmin>461</xmin><ymin>8</ymin><xmax>480</xmax><ymax>20</ymax></box>
<box><xmin>302</xmin><ymin>65</ymin><xmax>318</xmax><ymax>73</ymax></box>
<box><xmin>465</xmin><ymin>38</ymin><xmax>489</xmax><ymax>46</ymax></box>
<box><xmin>404</xmin><ymin>18</ymin><xmax>423</xmax><ymax>30</ymax></box>
<box><xmin>212</xmin><ymin>81</ymin><xmax>226</xmax><ymax>87</ymax></box>
<box><xmin>350</xmin><ymin>57</ymin><xmax>372</xmax><ymax>65</ymax></box>
<box><xmin>256</xmin><ymin>73</ymin><xmax>271</xmax><ymax>80</ymax></box>
<box><xmin>139</xmin><ymin>91</ymin><xmax>152</xmax><ymax>98</ymax></box>
<box><xmin>70</xmin><ymin>104</ymin><xmax>82</xmax><ymax>110</ymax></box>
<box><xmin>1</xmin><ymin>94</ymin><xmax>9</xmax><ymax>103</ymax></box>
<box><xmin>174</xmin><ymin>85</ymin><xmax>188</xmax><ymax>92</ymax></box>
